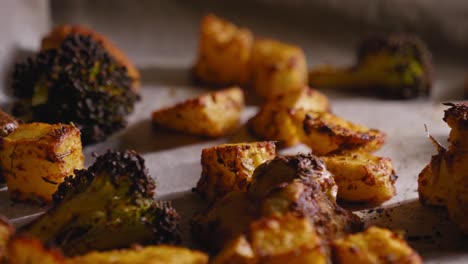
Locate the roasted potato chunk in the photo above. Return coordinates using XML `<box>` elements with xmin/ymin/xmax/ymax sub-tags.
<box><xmin>322</xmin><ymin>151</ymin><xmax>396</xmax><ymax>204</ymax></box>
<box><xmin>332</xmin><ymin>226</ymin><xmax>422</xmax><ymax>264</ymax></box>
<box><xmin>302</xmin><ymin>111</ymin><xmax>386</xmax><ymax>156</ymax></box>
<box><xmin>67</xmin><ymin>245</ymin><xmax>208</xmax><ymax>264</ymax></box>
<box><xmin>249</xmin><ymin>214</ymin><xmax>327</xmax><ymax>264</ymax></box>
<box><xmin>196</xmin><ymin>142</ymin><xmax>276</xmax><ymax>202</ymax></box>
<box><xmin>418</xmin><ymin>103</ymin><xmax>468</xmax><ymax>232</ymax></box>
<box><xmin>192</xmin><ymin>191</ymin><xmax>255</xmax><ymax>252</ymax></box>
<box><xmin>193</xmin><ymin>154</ymin><xmax>363</xmax><ymax>253</ymax></box>
<box><xmin>248</xmin><ymin>39</ymin><xmax>308</xmax><ymax>99</ymax></box>
<box><xmin>152</xmin><ymin>87</ymin><xmax>244</xmax><ymax>137</ymax></box>
<box><xmin>7</xmin><ymin>236</ymin><xmax>65</xmax><ymax>264</ymax></box>
<box><xmin>213</xmin><ymin>215</ymin><xmax>327</xmax><ymax>264</ymax></box>
<box><xmin>211</xmin><ymin>235</ymin><xmax>256</xmax><ymax>264</ymax></box>
<box><xmin>193</xmin><ymin>14</ymin><xmax>253</xmax><ymax>86</ymax></box>
<box><xmin>248</xmin><ymin>88</ymin><xmax>330</xmax><ymax>147</ymax></box>
<box><xmin>41</xmin><ymin>24</ymin><xmax>140</xmax><ymax>91</ymax></box>
<box><xmin>0</xmin><ymin>217</ymin><xmax>14</xmax><ymax>260</ymax></box>
<box><xmin>0</xmin><ymin>123</ymin><xmax>84</xmax><ymax>203</ymax></box>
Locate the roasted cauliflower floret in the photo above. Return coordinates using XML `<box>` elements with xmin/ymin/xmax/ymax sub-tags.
<box><xmin>309</xmin><ymin>34</ymin><xmax>432</xmax><ymax>99</ymax></box>
<box><xmin>249</xmin><ymin>153</ymin><xmax>337</xmax><ymax>201</ymax></box>
<box><xmin>21</xmin><ymin>150</ymin><xmax>181</xmax><ymax>256</ymax></box>
<box><xmin>418</xmin><ymin>102</ymin><xmax>468</xmax><ymax>233</ymax></box>
<box><xmin>193</xmin><ymin>14</ymin><xmax>253</xmax><ymax>86</ymax></box>
<box><xmin>193</xmin><ymin>154</ymin><xmax>362</xmax><ymax>253</ymax></box>
<box><xmin>302</xmin><ymin>111</ymin><xmax>386</xmax><ymax>156</ymax></box>
<box><xmin>67</xmin><ymin>245</ymin><xmax>208</xmax><ymax>264</ymax></box>
<box><xmin>0</xmin><ymin>123</ymin><xmax>84</xmax><ymax>203</ymax></box>
<box><xmin>248</xmin><ymin>88</ymin><xmax>330</xmax><ymax>147</ymax></box>
<box><xmin>332</xmin><ymin>226</ymin><xmax>422</xmax><ymax>264</ymax></box>
<box><xmin>321</xmin><ymin>151</ymin><xmax>397</xmax><ymax>204</ymax></box>
<box><xmin>41</xmin><ymin>24</ymin><xmax>140</xmax><ymax>90</ymax></box>
<box><xmin>152</xmin><ymin>87</ymin><xmax>244</xmax><ymax>137</ymax></box>
<box><xmin>13</xmin><ymin>34</ymin><xmax>139</xmax><ymax>145</ymax></box>
<box><xmin>251</xmin><ymin>154</ymin><xmax>362</xmax><ymax>240</ymax></box>
<box><xmin>195</xmin><ymin>141</ymin><xmax>276</xmax><ymax>202</ymax></box>
<box><xmin>248</xmin><ymin>39</ymin><xmax>308</xmax><ymax>99</ymax></box>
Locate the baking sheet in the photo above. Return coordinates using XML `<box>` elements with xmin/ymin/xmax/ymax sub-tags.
<box><xmin>1</xmin><ymin>1</ymin><xmax>468</xmax><ymax>263</ymax></box>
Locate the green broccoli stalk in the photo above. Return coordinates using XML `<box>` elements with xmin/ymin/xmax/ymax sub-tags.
<box><xmin>309</xmin><ymin>34</ymin><xmax>432</xmax><ymax>99</ymax></box>
<box><xmin>12</xmin><ymin>34</ymin><xmax>139</xmax><ymax>145</ymax></box>
<box><xmin>20</xmin><ymin>150</ymin><xmax>181</xmax><ymax>257</ymax></box>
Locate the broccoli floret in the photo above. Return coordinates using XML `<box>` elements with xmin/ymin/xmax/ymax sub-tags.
<box><xmin>309</xmin><ymin>34</ymin><xmax>432</xmax><ymax>99</ymax></box>
<box><xmin>12</xmin><ymin>34</ymin><xmax>139</xmax><ymax>145</ymax></box>
<box><xmin>20</xmin><ymin>150</ymin><xmax>181</xmax><ymax>256</ymax></box>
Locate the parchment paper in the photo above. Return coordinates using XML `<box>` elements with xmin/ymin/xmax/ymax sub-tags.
<box><xmin>0</xmin><ymin>1</ymin><xmax>467</xmax><ymax>263</ymax></box>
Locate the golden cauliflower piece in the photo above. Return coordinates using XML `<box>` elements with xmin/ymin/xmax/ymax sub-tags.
<box><xmin>41</xmin><ymin>24</ymin><xmax>140</xmax><ymax>91</ymax></box>
<box><xmin>302</xmin><ymin>111</ymin><xmax>386</xmax><ymax>156</ymax></box>
<box><xmin>248</xmin><ymin>39</ymin><xmax>308</xmax><ymax>99</ymax></box>
<box><xmin>67</xmin><ymin>245</ymin><xmax>208</xmax><ymax>264</ymax></box>
<box><xmin>196</xmin><ymin>141</ymin><xmax>276</xmax><ymax>202</ymax></box>
<box><xmin>418</xmin><ymin>102</ymin><xmax>468</xmax><ymax>232</ymax></box>
<box><xmin>248</xmin><ymin>88</ymin><xmax>330</xmax><ymax>147</ymax></box>
<box><xmin>332</xmin><ymin>226</ymin><xmax>422</xmax><ymax>264</ymax></box>
<box><xmin>321</xmin><ymin>151</ymin><xmax>396</xmax><ymax>204</ymax></box>
<box><xmin>193</xmin><ymin>14</ymin><xmax>253</xmax><ymax>86</ymax></box>
<box><xmin>152</xmin><ymin>87</ymin><xmax>244</xmax><ymax>137</ymax></box>
<box><xmin>7</xmin><ymin>236</ymin><xmax>65</xmax><ymax>264</ymax></box>
<box><xmin>0</xmin><ymin>123</ymin><xmax>84</xmax><ymax>203</ymax></box>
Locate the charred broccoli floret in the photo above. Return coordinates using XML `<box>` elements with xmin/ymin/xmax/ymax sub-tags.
<box><xmin>21</xmin><ymin>150</ymin><xmax>181</xmax><ymax>256</ymax></box>
<box><xmin>12</xmin><ymin>34</ymin><xmax>139</xmax><ymax>145</ymax></box>
<box><xmin>309</xmin><ymin>34</ymin><xmax>432</xmax><ymax>99</ymax></box>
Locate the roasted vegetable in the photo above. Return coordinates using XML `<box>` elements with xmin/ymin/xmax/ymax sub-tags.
<box><xmin>252</xmin><ymin>154</ymin><xmax>363</xmax><ymax>240</ymax></box>
<box><xmin>248</xmin><ymin>87</ymin><xmax>330</xmax><ymax>147</ymax></box>
<box><xmin>7</xmin><ymin>236</ymin><xmax>65</xmax><ymax>264</ymax></box>
<box><xmin>332</xmin><ymin>226</ymin><xmax>422</xmax><ymax>264</ymax></box>
<box><xmin>211</xmin><ymin>235</ymin><xmax>255</xmax><ymax>264</ymax></box>
<box><xmin>0</xmin><ymin>217</ymin><xmax>14</xmax><ymax>261</ymax></box>
<box><xmin>21</xmin><ymin>150</ymin><xmax>181</xmax><ymax>256</ymax></box>
<box><xmin>418</xmin><ymin>102</ymin><xmax>468</xmax><ymax>233</ymax></box>
<box><xmin>302</xmin><ymin>111</ymin><xmax>386</xmax><ymax>156</ymax></box>
<box><xmin>192</xmin><ymin>154</ymin><xmax>363</xmax><ymax>252</ymax></box>
<box><xmin>249</xmin><ymin>39</ymin><xmax>308</xmax><ymax>99</ymax></box>
<box><xmin>0</xmin><ymin>109</ymin><xmax>19</xmax><ymax>137</ymax></box>
<box><xmin>193</xmin><ymin>14</ymin><xmax>253</xmax><ymax>87</ymax></box>
<box><xmin>12</xmin><ymin>34</ymin><xmax>139</xmax><ymax>145</ymax></box>
<box><xmin>309</xmin><ymin>34</ymin><xmax>432</xmax><ymax>99</ymax></box>
<box><xmin>192</xmin><ymin>191</ymin><xmax>256</xmax><ymax>252</ymax></box>
<box><xmin>247</xmin><ymin>214</ymin><xmax>327</xmax><ymax>264</ymax></box>
<box><xmin>67</xmin><ymin>245</ymin><xmax>208</xmax><ymax>264</ymax></box>
<box><xmin>195</xmin><ymin>142</ymin><xmax>276</xmax><ymax>203</ymax></box>
<box><xmin>321</xmin><ymin>151</ymin><xmax>397</xmax><ymax>204</ymax></box>
<box><xmin>152</xmin><ymin>87</ymin><xmax>244</xmax><ymax>137</ymax></box>
<box><xmin>41</xmin><ymin>24</ymin><xmax>140</xmax><ymax>90</ymax></box>
<box><xmin>212</xmin><ymin>215</ymin><xmax>327</xmax><ymax>264</ymax></box>
<box><xmin>0</xmin><ymin>123</ymin><xmax>84</xmax><ymax>203</ymax></box>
